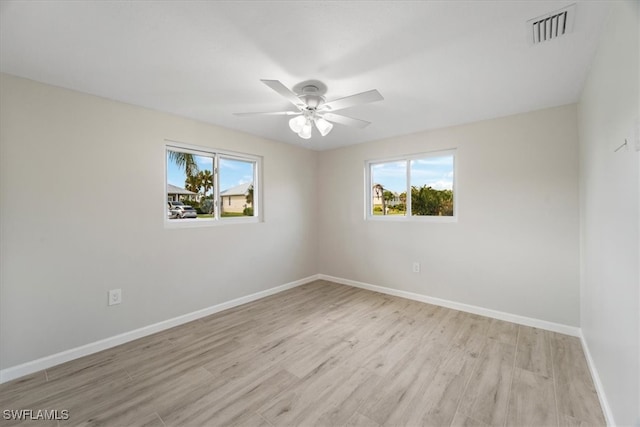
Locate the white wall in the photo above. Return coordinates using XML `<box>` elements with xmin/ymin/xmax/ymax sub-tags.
<box><xmin>578</xmin><ymin>1</ymin><xmax>639</xmax><ymax>425</ymax></box>
<box><xmin>0</xmin><ymin>74</ymin><xmax>318</xmax><ymax>369</ymax></box>
<box><xmin>318</xmin><ymin>104</ymin><xmax>580</xmax><ymax>326</ymax></box>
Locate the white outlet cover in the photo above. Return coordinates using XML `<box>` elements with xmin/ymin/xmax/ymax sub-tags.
<box><xmin>108</xmin><ymin>289</ymin><xmax>122</xmax><ymax>306</ymax></box>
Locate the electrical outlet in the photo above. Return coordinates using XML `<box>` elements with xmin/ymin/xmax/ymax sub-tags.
<box><xmin>412</xmin><ymin>262</ymin><xmax>420</xmax><ymax>273</ymax></box>
<box><xmin>108</xmin><ymin>289</ymin><xmax>122</xmax><ymax>306</ymax></box>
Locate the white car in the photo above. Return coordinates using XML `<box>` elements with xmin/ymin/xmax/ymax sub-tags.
<box><xmin>173</xmin><ymin>205</ymin><xmax>197</xmax><ymax>218</ymax></box>
<box><xmin>168</xmin><ymin>201</ymin><xmax>197</xmax><ymax>219</ymax></box>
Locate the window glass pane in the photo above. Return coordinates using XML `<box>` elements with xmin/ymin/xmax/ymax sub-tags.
<box><xmin>219</xmin><ymin>157</ymin><xmax>255</xmax><ymax>217</ymax></box>
<box><xmin>371</xmin><ymin>161</ymin><xmax>407</xmax><ymax>216</ymax></box>
<box><xmin>167</xmin><ymin>149</ymin><xmax>214</xmax><ymax>220</ymax></box>
<box><xmin>410</xmin><ymin>155</ymin><xmax>454</xmax><ymax>216</ymax></box>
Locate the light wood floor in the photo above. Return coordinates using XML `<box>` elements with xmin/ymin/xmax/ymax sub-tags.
<box><xmin>1</xmin><ymin>280</ymin><xmax>606</xmax><ymax>427</ymax></box>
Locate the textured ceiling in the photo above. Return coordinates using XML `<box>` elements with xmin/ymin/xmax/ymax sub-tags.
<box><xmin>0</xmin><ymin>1</ymin><xmax>609</xmax><ymax>150</ymax></box>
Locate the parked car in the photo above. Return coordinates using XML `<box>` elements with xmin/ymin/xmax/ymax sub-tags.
<box><xmin>167</xmin><ymin>201</ymin><xmax>197</xmax><ymax>219</ymax></box>
<box><xmin>168</xmin><ymin>200</ymin><xmax>185</xmax><ymax>209</ymax></box>
<box><xmin>173</xmin><ymin>205</ymin><xmax>198</xmax><ymax>218</ymax></box>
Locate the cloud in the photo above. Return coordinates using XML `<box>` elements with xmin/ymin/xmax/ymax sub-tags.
<box><xmin>371</xmin><ymin>157</ymin><xmax>454</xmax><ymax>192</ymax></box>
<box><xmin>220</xmin><ymin>158</ymin><xmax>253</xmax><ymax>171</ymax></box>
<box><xmin>237</xmin><ymin>174</ymin><xmax>253</xmax><ymax>185</ymax></box>
<box><xmin>194</xmin><ymin>155</ymin><xmax>214</xmax><ymax>171</ymax></box>
<box><xmin>426</xmin><ymin>180</ymin><xmax>453</xmax><ymax>190</ymax></box>
<box><xmin>372</xmin><ymin>161</ymin><xmax>406</xmax><ymax>176</ymax></box>
<box><xmin>410</xmin><ymin>168</ymin><xmax>441</xmax><ymax>179</ymax></box>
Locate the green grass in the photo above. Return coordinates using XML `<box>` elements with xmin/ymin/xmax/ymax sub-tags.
<box><xmin>220</xmin><ymin>212</ymin><xmax>246</xmax><ymax>217</ymax></box>
<box><xmin>372</xmin><ymin>211</ymin><xmax>406</xmax><ymax>216</ymax></box>
<box><xmin>195</xmin><ymin>212</ymin><xmax>250</xmax><ymax>218</ymax></box>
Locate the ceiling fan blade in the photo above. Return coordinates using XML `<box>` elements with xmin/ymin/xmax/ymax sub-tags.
<box><xmin>322</xmin><ymin>113</ymin><xmax>371</xmax><ymax>129</ymax></box>
<box><xmin>321</xmin><ymin>89</ymin><xmax>383</xmax><ymax>112</ymax></box>
<box><xmin>260</xmin><ymin>79</ymin><xmax>306</xmax><ymax>109</ymax></box>
<box><xmin>233</xmin><ymin>111</ymin><xmax>300</xmax><ymax>117</ymax></box>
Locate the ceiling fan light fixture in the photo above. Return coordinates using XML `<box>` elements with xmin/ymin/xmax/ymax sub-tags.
<box><xmin>314</xmin><ymin>117</ymin><xmax>333</xmax><ymax>136</ymax></box>
<box><xmin>298</xmin><ymin>129</ymin><xmax>312</xmax><ymax>139</ymax></box>
<box><xmin>288</xmin><ymin>115</ymin><xmax>306</xmax><ymax>133</ymax></box>
<box><xmin>298</xmin><ymin>119</ymin><xmax>313</xmax><ymax>139</ymax></box>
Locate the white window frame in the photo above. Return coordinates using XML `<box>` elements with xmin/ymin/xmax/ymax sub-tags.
<box><xmin>365</xmin><ymin>149</ymin><xmax>457</xmax><ymax>222</ymax></box>
<box><xmin>165</xmin><ymin>140</ymin><xmax>262</xmax><ymax>228</ymax></box>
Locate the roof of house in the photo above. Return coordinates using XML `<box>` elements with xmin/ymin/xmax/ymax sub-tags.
<box><xmin>167</xmin><ymin>184</ymin><xmax>196</xmax><ymax>195</ymax></box>
<box><xmin>220</xmin><ymin>182</ymin><xmax>252</xmax><ymax>197</ymax></box>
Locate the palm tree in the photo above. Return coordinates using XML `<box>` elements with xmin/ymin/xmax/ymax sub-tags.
<box><xmin>168</xmin><ymin>151</ymin><xmax>198</xmax><ymax>178</ymax></box>
<box><xmin>383</xmin><ymin>190</ymin><xmax>395</xmax><ymax>204</ymax></box>
<box><xmin>197</xmin><ymin>170</ymin><xmax>214</xmax><ymax>215</ymax></box>
<box><xmin>184</xmin><ymin>174</ymin><xmax>201</xmax><ymax>194</ymax></box>
<box><xmin>198</xmin><ymin>170</ymin><xmax>213</xmax><ymax>197</ymax></box>
<box><xmin>399</xmin><ymin>191</ymin><xmax>407</xmax><ymax>213</ymax></box>
<box><xmin>373</xmin><ymin>183</ymin><xmax>386</xmax><ymax>215</ymax></box>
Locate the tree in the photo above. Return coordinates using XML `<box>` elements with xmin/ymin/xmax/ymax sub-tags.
<box><xmin>198</xmin><ymin>170</ymin><xmax>213</xmax><ymax>197</ymax></box>
<box><xmin>373</xmin><ymin>183</ymin><xmax>386</xmax><ymax>215</ymax></box>
<box><xmin>411</xmin><ymin>185</ymin><xmax>454</xmax><ymax>216</ymax></box>
<box><xmin>169</xmin><ymin>151</ymin><xmax>198</xmax><ymax>178</ymax></box>
<box><xmin>197</xmin><ymin>170</ymin><xmax>214</xmax><ymax>214</ymax></box>
<box><xmin>439</xmin><ymin>189</ymin><xmax>454</xmax><ymax>216</ymax></box>
<box><xmin>383</xmin><ymin>190</ymin><xmax>396</xmax><ymax>213</ymax></box>
<box><xmin>411</xmin><ymin>185</ymin><xmax>438</xmax><ymax>215</ymax></box>
<box><xmin>246</xmin><ymin>184</ymin><xmax>254</xmax><ymax>206</ymax></box>
<box><xmin>184</xmin><ymin>174</ymin><xmax>201</xmax><ymax>194</ymax></box>
<box><xmin>383</xmin><ymin>190</ymin><xmax>395</xmax><ymax>205</ymax></box>
<box><xmin>200</xmin><ymin>198</ymin><xmax>214</xmax><ymax>216</ymax></box>
<box><xmin>398</xmin><ymin>191</ymin><xmax>407</xmax><ymax>213</ymax></box>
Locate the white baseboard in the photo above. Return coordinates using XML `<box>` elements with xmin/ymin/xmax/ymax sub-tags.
<box><xmin>0</xmin><ymin>274</ymin><xmax>320</xmax><ymax>384</ymax></box>
<box><xmin>579</xmin><ymin>332</ymin><xmax>616</xmax><ymax>426</ymax></box>
<box><xmin>3</xmin><ymin>273</ymin><xmax>612</xmax><ymax>424</ymax></box>
<box><xmin>318</xmin><ymin>274</ymin><xmax>581</xmax><ymax>337</ymax></box>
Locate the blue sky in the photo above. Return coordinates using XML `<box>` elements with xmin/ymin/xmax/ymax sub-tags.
<box><xmin>167</xmin><ymin>152</ymin><xmax>254</xmax><ymax>194</ymax></box>
<box><xmin>371</xmin><ymin>155</ymin><xmax>454</xmax><ymax>193</ymax></box>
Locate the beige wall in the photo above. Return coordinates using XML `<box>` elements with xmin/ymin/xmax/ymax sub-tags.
<box><xmin>0</xmin><ymin>74</ymin><xmax>319</xmax><ymax>369</ymax></box>
<box><xmin>318</xmin><ymin>104</ymin><xmax>580</xmax><ymax>326</ymax></box>
<box><xmin>578</xmin><ymin>1</ymin><xmax>639</xmax><ymax>425</ymax></box>
<box><xmin>221</xmin><ymin>195</ymin><xmax>250</xmax><ymax>214</ymax></box>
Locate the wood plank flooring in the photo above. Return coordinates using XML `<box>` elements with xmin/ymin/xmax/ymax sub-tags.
<box><xmin>0</xmin><ymin>280</ymin><xmax>606</xmax><ymax>426</ymax></box>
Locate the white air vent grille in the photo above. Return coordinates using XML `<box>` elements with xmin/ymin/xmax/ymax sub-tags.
<box><xmin>528</xmin><ymin>4</ymin><xmax>575</xmax><ymax>45</ymax></box>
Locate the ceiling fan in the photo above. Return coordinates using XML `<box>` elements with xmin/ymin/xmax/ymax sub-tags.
<box><xmin>234</xmin><ymin>80</ymin><xmax>384</xmax><ymax>139</ymax></box>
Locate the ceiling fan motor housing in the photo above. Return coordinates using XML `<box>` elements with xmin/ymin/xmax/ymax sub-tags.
<box><xmin>299</xmin><ymin>85</ymin><xmax>324</xmax><ymax>110</ymax></box>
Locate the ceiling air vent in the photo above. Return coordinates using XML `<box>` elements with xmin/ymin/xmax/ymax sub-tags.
<box><xmin>528</xmin><ymin>3</ymin><xmax>576</xmax><ymax>45</ymax></box>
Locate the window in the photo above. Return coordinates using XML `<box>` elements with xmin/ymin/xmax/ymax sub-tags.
<box><xmin>166</xmin><ymin>142</ymin><xmax>260</xmax><ymax>225</ymax></box>
<box><xmin>219</xmin><ymin>157</ymin><xmax>256</xmax><ymax>218</ymax></box>
<box><xmin>366</xmin><ymin>150</ymin><xmax>455</xmax><ymax>220</ymax></box>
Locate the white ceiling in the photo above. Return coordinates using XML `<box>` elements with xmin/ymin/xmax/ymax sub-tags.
<box><xmin>0</xmin><ymin>1</ymin><xmax>609</xmax><ymax>150</ymax></box>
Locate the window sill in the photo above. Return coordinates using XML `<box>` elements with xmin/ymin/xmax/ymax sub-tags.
<box><xmin>366</xmin><ymin>215</ymin><xmax>458</xmax><ymax>223</ymax></box>
<box><xmin>164</xmin><ymin>216</ymin><xmax>261</xmax><ymax>228</ymax></box>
